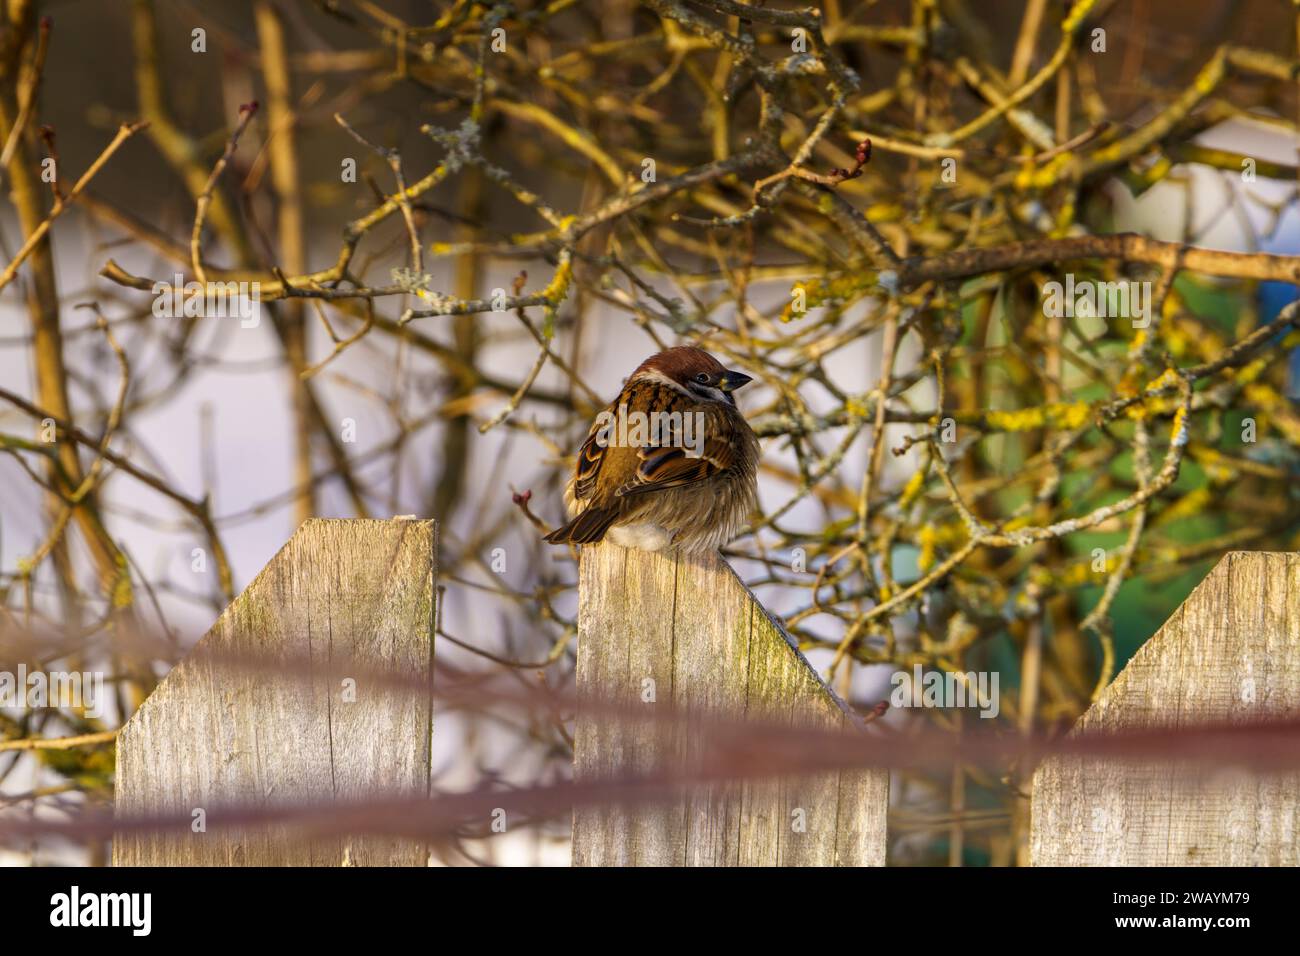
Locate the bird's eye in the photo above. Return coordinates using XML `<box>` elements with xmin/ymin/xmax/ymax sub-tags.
<box><xmin>695</xmin><ymin>372</ymin><xmax>710</xmax><ymax>383</ymax></box>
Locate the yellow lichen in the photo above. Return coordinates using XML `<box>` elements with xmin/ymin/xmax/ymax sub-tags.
<box><xmin>1157</xmin><ymin>487</ymin><xmax>1212</xmax><ymax>525</ymax></box>
<box><xmin>780</xmin><ymin>273</ymin><xmax>876</xmax><ymax>322</ymax></box>
<box><xmin>917</xmin><ymin>524</ymin><xmax>937</xmax><ymax>573</ymax></box>
<box><xmin>899</xmin><ymin>467</ymin><xmax>927</xmax><ymax>510</ymax></box>
<box><xmin>986</xmin><ymin>401</ymin><xmax>1090</xmax><ymax>432</ymax></box>
<box><xmin>1142</xmin><ymin>367</ymin><xmax>1181</xmax><ymax>394</ymax></box>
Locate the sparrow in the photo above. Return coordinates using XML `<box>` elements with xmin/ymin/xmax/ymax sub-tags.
<box><xmin>544</xmin><ymin>346</ymin><xmax>760</xmax><ymax>554</ymax></box>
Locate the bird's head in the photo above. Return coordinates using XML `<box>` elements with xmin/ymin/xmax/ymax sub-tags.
<box><xmin>633</xmin><ymin>346</ymin><xmax>754</xmax><ymax>405</ymax></box>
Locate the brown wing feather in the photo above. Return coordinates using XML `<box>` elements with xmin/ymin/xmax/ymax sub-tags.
<box><xmin>573</xmin><ymin>380</ymin><xmax>681</xmax><ymax>500</ymax></box>
<box><xmin>543</xmin><ymin>504</ymin><xmax>620</xmax><ymax>544</ymax></box>
<box><xmin>562</xmin><ymin>381</ymin><xmax>744</xmax><ymax>528</ymax></box>
<box><xmin>572</xmin><ymin>422</ymin><xmax>607</xmax><ymax>501</ymax></box>
<box><xmin>617</xmin><ymin>432</ymin><xmax>737</xmax><ymax>497</ymax></box>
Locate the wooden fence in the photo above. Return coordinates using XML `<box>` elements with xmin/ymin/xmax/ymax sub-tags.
<box><xmin>1031</xmin><ymin>550</ymin><xmax>1300</xmax><ymax>865</ymax></box>
<box><xmin>112</xmin><ymin>520</ymin><xmax>1298</xmax><ymax>865</ymax></box>
<box><xmin>113</xmin><ymin>519</ymin><xmax>437</xmax><ymax>865</ymax></box>
<box><xmin>572</xmin><ymin>545</ymin><xmax>887</xmax><ymax>865</ymax></box>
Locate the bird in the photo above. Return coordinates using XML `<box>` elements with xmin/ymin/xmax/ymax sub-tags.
<box><xmin>544</xmin><ymin>345</ymin><xmax>760</xmax><ymax>554</ymax></box>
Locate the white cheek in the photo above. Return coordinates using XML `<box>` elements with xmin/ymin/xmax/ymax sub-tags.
<box><xmin>693</xmin><ymin>385</ymin><xmax>727</xmax><ymax>403</ymax></box>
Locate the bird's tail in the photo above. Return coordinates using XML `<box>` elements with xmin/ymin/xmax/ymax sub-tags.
<box><xmin>544</xmin><ymin>506</ymin><xmax>620</xmax><ymax>545</ymax></box>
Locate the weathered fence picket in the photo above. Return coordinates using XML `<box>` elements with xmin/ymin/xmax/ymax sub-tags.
<box><xmin>111</xmin><ymin>518</ymin><xmax>1295</xmax><ymax>866</ymax></box>
<box><xmin>571</xmin><ymin>544</ymin><xmax>889</xmax><ymax>866</ymax></box>
<box><xmin>113</xmin><ymin>518</ymin><xmax>437</xmax><ymax>866</ymax></box>
<box><xmin>1031</xmin><ymin>551</ymin><xmax>1300</xmax><ymax>865</ymax></box>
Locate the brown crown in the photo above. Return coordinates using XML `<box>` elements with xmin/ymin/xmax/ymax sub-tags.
<box><xmin>632</xmin><ymin>346</ymin><xmax>728</xmax><ymax>384</ymax></box>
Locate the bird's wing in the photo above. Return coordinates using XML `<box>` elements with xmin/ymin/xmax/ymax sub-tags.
<box><xmin>573</xmin><ymin>381</ymin><xmax>689</xmax><ymax>500</ymax></box>
<box><xmin>571</xmin><ymin>419</ymin><xmax>608</xmax><ymax>501</ymax></box>
<box><xmin>573</xmin><ymin>384</ymin><xmax>744</xmax><ymax>500</ymax></box>
<box><xmin>617</xmin><ymin>428</ymin><xmax>739</xmax><ymax>497</ymax></box>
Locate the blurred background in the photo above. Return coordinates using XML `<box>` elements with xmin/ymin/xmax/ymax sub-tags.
<box><xmin>3</xmin><ymin>0</ymin><xmax>1300</xmax><ymax>865</ymax></box>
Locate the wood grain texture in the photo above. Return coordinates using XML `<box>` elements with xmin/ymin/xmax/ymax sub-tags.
<box><xmin>1031</xmin><ymin>551</ymin><xmax>1300</xmax><ymax>865</ymax></box>
<box><xmin>113</xmin><ymin>519</ymin><xmax>437</xmax><ymax>866</ymax></box>
<box><xmin>572</xmin><ymin>544</ymin><xmax>888</xmax><ymax>866</ymax></box>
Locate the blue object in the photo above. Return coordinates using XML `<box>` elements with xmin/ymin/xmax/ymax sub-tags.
<box><xmin>1255</xmin><ymin>280</ymin><xmax>1300</xmax><ymax>400</ymax></box>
